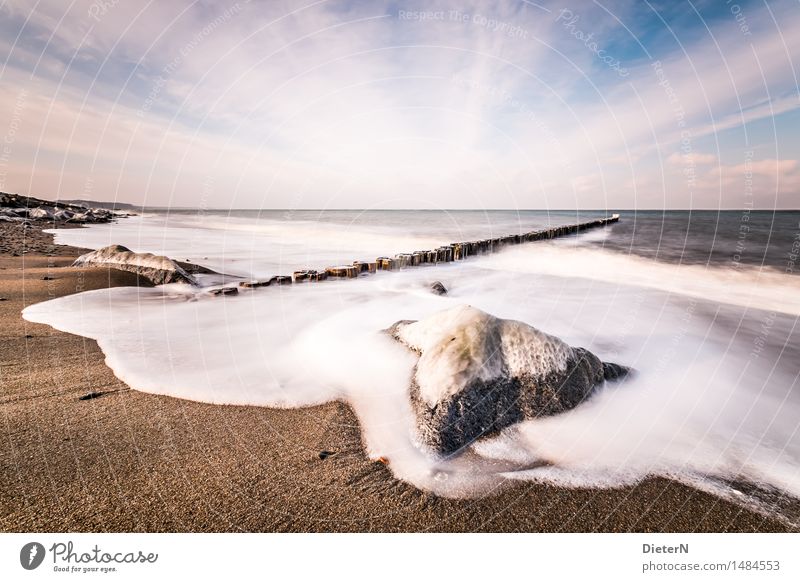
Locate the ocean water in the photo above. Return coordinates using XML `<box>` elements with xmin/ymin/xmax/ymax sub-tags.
<box><xmin>25</xmin><ymin>210</ymin><xmax>800</xmax><ymax>523</ymax></box>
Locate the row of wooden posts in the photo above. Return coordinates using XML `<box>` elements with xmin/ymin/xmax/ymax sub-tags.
<box><xmin>239</xmin><ymin>214</ymin><xmax>620</xmax><ymax>289</ymax></box>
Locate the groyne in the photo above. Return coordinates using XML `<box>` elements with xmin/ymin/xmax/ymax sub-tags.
<box><xmin>239</xmin><ymin>214</ymin><xmax>620</xmax><ymax>288</ymax></box>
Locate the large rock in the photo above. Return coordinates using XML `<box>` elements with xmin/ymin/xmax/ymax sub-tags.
<box><xmin>73</xmin><ymin>244</ymin><xmax>198</xmax><ymax>285</ymax></box>
<box><xmin>389</xmin><ymin>305</ymin><xmax>629</xmax><ymax>455</ymax></box>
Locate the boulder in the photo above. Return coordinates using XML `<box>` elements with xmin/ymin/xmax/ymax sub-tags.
<box><xmin>388</xmin><ymin>305</ymin><xmax>629</xmax><ymax>455</ymax></box>
<box><xmin>53</xmin><ymin>209</ymin><xmax>75</xmax><ymax>221</ymax></box>
<box><xmin>27</xmin><ymin>207</ymin><xmax>54</xmax><ymax>220</ymax></box>
<box><xmin>73</xmin><ymin>244</ymin><xmax>198</xmax><ymax>285</ymax></box>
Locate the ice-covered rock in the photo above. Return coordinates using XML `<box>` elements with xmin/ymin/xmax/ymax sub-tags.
<box><xmin>73</xmin><ymin>244</ymin><xmax>198</xmax><ymax>285</ymax></box>
<box><xmin>389</xmin><ymin>305</ymin><xmax>629</xmax><ymax>455</ymax></box>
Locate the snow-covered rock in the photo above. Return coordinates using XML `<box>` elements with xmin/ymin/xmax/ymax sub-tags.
<box><xmin>73</xmin><ymin>244</ymin><xmax>198</xmax><ymax>285</ymax></box>
<box><xmin>389</xmin><ymin>305</ymin><xmax>629</xmax><ymax>455</ymax></box>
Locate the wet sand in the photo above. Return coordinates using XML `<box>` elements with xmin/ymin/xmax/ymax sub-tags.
<box><xmin>0</xmin><ymin>222</ymin><xmax>793</xmax><ymax>532</ymax></box>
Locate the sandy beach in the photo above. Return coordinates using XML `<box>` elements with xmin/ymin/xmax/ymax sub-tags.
<box><xmin>0</xmin><ymin>220</ymin><xmax>794</xmax><ymax>533</ymax></box>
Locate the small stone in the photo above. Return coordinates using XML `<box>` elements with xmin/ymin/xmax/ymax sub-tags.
<box><xmin>318</xmin><ymin>450</ymin><xmax>337</xmax><ymax>460</ymax></box>
<box><xmin>42</xmin><ymin>275</ymin><xmax>55</xmax><ymax>280</ymax></box>
<box><xmin>430</xmin><ymin>281</ymin><xmax>447</xmax><ymax>296</ymax></box>
<box><xmin>211</xmin><ymin>287</ymin><xmax>238</xmax><ymax>296</ymax></box>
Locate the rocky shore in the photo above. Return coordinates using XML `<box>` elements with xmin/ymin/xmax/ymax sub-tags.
<box><xmin>0</xmin><ymin>191</ymin><xmax>128</xmax><ymax>257</ymax></box>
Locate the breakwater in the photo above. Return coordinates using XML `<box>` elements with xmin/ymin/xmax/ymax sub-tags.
<box><xmin>240</xmin><ymin>213</ymin><xmax>620</xmax><ymax>287</ymax></box>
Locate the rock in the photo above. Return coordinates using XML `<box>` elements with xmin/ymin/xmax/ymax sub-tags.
<box><xmin>53</xmin><ymin>209</ymin><xmax>74</xmax><ymax>221</ymax></box>
<box><xmin>430</xmin><ymin>281</ymin><xmax>447</xmax><ymax>295</ymax></box>
<box><xmin>388</xmin><ymin>305</ymin><xmax>629</xmax><ymax>455</ymax></box>
<box><xmin>210</xmin><ymin>287</ymin><xmax>238</xmax><ymax>296</ymax></box>
<box><xmin>73</xmin><ymin>244</ymin><xmax>198</xmax><ymax>285</ymax></box>
<box><xmin>27</xmin><ymin>207</ymin><xmax>54</xmax><ymax>220</ymax></box>
<box><xmin>174</xmin><ymin>260</ymin><xmax>218</xmax><ymax>276</ymax></box>
<box><xmin>0</xmin><ymin>216</ymin><xmax>24</xmax><ymax>223</ymax></box>
<box><xmin>318</xmin><ymin>450</ymin><xmax>337</xmax><ymax>460</ymax></box>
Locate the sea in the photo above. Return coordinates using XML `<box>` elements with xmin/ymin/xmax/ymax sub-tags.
<box><xmin>23</xmin><ymin>209</ymin><xmax>800</xmax><ymax>525</ymax></box>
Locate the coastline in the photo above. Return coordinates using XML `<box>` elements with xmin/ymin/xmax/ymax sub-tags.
<box><xmin>0</xmin><ymin>221</ymin><xmax>794</xmax><ymax>532</ymax></box>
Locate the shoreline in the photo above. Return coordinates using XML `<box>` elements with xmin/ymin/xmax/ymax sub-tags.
<box><xmin>0</xmin><ymin>221</ymin><xmax>795</xmax><ymax>532</ymax></box>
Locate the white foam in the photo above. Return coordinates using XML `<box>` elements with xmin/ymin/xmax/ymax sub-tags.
<box><xmin>485</xmin><ymin>244</ymin><xmax>800</xmax><ymax>316</ymax></box>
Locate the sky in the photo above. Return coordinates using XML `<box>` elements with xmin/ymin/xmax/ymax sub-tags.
<box><xmin>0</xmin><ymin>0</ymin><xmax>798</xmax><ymax>209</ymax></box>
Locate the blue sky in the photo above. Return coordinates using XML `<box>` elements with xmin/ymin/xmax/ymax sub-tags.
<box><xmin>0</xmin><ymin>0</ymin><xmax>798</xmax><ymax>208</ymax></box>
